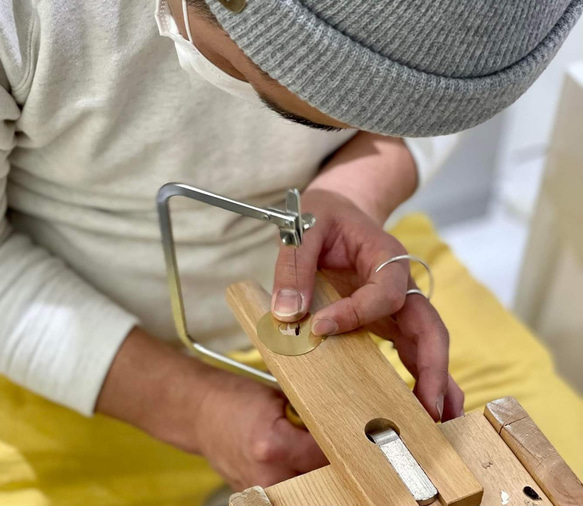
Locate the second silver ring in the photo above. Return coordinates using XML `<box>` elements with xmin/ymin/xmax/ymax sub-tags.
<box><xmin>375</xmin><ymin>254</ymin><xmax>434</xmax><ymax>300</ymax></box>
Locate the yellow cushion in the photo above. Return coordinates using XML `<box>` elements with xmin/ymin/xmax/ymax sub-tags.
<box><xmin>1</xmin><ymin>214</ymin><xmax>581</xmax><ymax>505</ymax></box>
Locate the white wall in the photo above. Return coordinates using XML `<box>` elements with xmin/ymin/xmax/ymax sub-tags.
<box><xmin>394</xmin><ymin>116</ymin><xmax>501</xmax><ymax>227</ymax></box>
<box><xmin>397</xmin><ymin>17</ymin><xmax>583</xmax><ymax>228</ymax></box>
<box><xmin>497</xmin><ymin>17</ymin><xmax>583</xmax><ymax>220</ymax></box>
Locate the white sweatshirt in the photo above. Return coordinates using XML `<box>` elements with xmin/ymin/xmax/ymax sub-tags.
<box><xmin>0</xmin><ymin>0</ymin><xmax>454</xmax><ymax>415</ymax></box>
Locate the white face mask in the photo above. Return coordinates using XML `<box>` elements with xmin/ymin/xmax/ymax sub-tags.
<box><xmin>155</xmin><ymin>0</ymin><xmax>263</xmax><ymax>104</ymax></box>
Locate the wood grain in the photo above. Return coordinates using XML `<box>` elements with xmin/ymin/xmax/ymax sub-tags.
<box><xmin>485</xmin><ymin>397</ymin><xmax>583</xmax><ymax>506</ymax></box>
<box><xmin>440</xmin><ymin>412</ymin><xmax>551</xmax><ymax>506</ymax></box>
<box><xmin>237</xmin><ymin>413</ymin><xmax>552</xmax><ymax>506</ymax></box>
<box><xmin>226</xmin><ymin>274</ymin><xmax>482</xmax><ymax>506</ymax></box>
<box><xmin>265</xmin><ymin>465</ymin><xmax>352</xmax><ymax>506</ymax></box>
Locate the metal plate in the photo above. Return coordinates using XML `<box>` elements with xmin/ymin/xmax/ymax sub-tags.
<box><xmin>256</xmin><ymin>312</ymin><xmax>324</xmax><ymax>356</ymax></box>
<box><xmin>369</xmin><ymin>429</ymin><xmax>438</xmax><ymax>505</ymax></box>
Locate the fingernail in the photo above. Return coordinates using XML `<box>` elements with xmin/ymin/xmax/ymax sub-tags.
<box><xmin>436</xmin><ymin>395</ymin><xmax>444</xmax><ymax>421</ymax></box>
<box><xmin>312</xmin><ymin>319</ymin><xmax>338</xmax><ymax>336</ymax></box>
<box><xmin>274</xmin><ymin>289</ymin><xmax>303</xmax><ymax>318</ymax></box>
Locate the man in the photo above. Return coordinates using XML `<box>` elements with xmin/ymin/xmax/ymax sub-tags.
<box><xmin>0</xmin><ymin>0</ymin><xmax>580</xmax><ymax>493</ymax></box>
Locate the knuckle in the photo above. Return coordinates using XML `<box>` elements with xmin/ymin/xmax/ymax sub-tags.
<box><xmin>415</xmin><ymin>315</ymin><xmax>450</xmax><ymax>347</ymax></box>
<box><xmin>453</xmin><ymin>380</ymin><xmax>465</xmax><ymax>403</ymax></box>
<box><xmin>441</xmin><ymin>325</ymin><xmax>450</xmax><ymax>347</ymax></box>
<box><xmin>250</xmin><ymin>436</ymin><xmax>280</xmax><ymax>464</ymax></box>
<box><xmin>432</xmin><ymin>317</ymin><xmax>451</xmax><ymax>347</ymax></box>
<box><xmin>349</xmin><ymin>303</ymin><xmax>365</xmax><ymax>329</ymax></box>
<box><xmin>418</xmin><ymin>362</ymin><xmax>449</xmax><ymax>382</ymax></box>
<box><xmin>416</xmin><ymin>362</ymin><xmax>433</xmax><ymax>377</ymax></box>
<box><xmin>394</xmin><ymin>242</ymin><xmax>408</xmax><ymax>256</ymax></box>
<box><xmin>383</xmin><ymin>235</ymin><xmax>407</xmax><ymax>257</ymax></box>
<box><xmin>386</xmin><ymin>287</ymin><xmax>406</xmax><ymax>313</ymax></box>
<box><xmin>407</xmin><ymin>321</ymin><xmax>431</xmax><ymax>345</ymax></box>
<box><xmin>409</xmin><ymin>328</ymin><xmax>424</xmax><ymax>345</ymax></box>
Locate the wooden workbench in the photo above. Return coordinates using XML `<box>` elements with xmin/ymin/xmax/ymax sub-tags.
<box><xmin>226</xmin><ymin>276</ymin><xmax>582</xmax><ymax>506</ymax></box>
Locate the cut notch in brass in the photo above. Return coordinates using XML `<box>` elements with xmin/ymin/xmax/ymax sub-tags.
<box><xmin>256</xmin><ymin>312</ymin><xmax>324</xmax><ymax>356</ymax></box>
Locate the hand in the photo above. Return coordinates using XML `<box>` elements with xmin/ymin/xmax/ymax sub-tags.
<box><xmin>196</xmin><ymin>371</ymin><xmax>328</xmax><ymax>490</ymax></box>
<box><xmin>97</xmin><ymin>328</ymin><xmax>327</xmax><ymax>491</ymax></box>
<box><xmin>271</xmin><ymin>189</ymin><xmax>464</xmax><ymax>421</ymax></box>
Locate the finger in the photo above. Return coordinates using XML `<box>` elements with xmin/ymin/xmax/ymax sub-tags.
<box><xmin>368</xmin><ymin>317</ymin><xmax>421</xmax><ymax>381</ymax></box>
<box><xmin>271</xmin><ymin>230</ymin><xmax>325</xmax><ymax>322</ymax></box>
<box><xmin>312</xmin><ymin>256</ymin><xmax>408</xmax><ymax>336</ymax></box>
<box><xmin>246</xmin><ymin>416</ymin><xmax>324</xmax><ymax>489</ymax></box>
<box><xmin>275</xmin><ymin>418</ymin><xmax>329</xmax><ymax>473</ymax></box>
<box><xmin>394</xmin><ymin>292</ymin><xmax>449</xmax><ymax>422</ymax></box>
<box><xmin>249</xmin><ymin>465</ymin><xmax>298</xmax><ymax>490</ymax></box>
<box><xmin>442</xmin><ymin>374</ymin><xmax>465</xmax><ymax>421</ymax></box>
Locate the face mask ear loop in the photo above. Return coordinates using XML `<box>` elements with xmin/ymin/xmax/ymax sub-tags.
<box><xmin>182</xmin><ymin>0</ymin><xmax>194</xmax><ymax>43</ymax></box>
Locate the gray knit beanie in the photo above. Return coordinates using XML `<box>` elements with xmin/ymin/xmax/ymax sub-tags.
<box><xmin>205</xmin><ymin>0</ymin><xmax>583</xmax><ymax>137</ymax></box>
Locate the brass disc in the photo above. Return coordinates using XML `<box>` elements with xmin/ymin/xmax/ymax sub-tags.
<box><xmin>256</xmin><ymin>312</ymin><xmax>324</xmax><ymax>356</ymax></box>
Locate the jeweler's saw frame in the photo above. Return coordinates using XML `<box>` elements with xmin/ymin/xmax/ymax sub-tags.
<box><xmin>157</xmin><ymin>183</ymin><xmax>315</xmax><ymax>389</ymax></box>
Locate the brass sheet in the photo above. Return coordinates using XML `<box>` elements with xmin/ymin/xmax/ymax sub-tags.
<box><xmin>256</xmin><ymin>312</ymin><xmax>325</xmax><ymax>356</ymax></box>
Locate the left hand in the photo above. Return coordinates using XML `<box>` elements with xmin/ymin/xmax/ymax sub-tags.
<box><xmin>271</xmin><ymin>189</ymin><xmax>464</xmax><ymax>422</ymax></box>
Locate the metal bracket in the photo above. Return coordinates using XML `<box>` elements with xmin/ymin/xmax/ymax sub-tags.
<box><xmin>369</xmin><ymin>428</ymin><xmax>438</xmax><ymax>505</ymax></box>
<box><xmin>156</xmin><ymin>183</ymin><xmax>315</xmax><ymax>387</ymax></box>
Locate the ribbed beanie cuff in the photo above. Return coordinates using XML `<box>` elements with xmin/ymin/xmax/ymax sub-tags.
<box><xmin>206</xmin><ymin>0</ymin><xmax>583</xmax><ymax>137</ymax></box>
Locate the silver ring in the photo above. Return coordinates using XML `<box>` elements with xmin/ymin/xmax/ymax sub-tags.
<box><xmin>405</xmin><ymin>288</ymin><xmax>427</xmax><ymax>299</ymax></box>
<box><xmin>375</xmin><ymin>254</ymin><xmax>434</xmax><ymax>300</ymax></box>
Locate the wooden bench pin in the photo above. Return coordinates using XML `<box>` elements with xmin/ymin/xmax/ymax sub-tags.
<box><xmin>227</xmin><ymin>273</ymin><xmax>483</xmax><ymax>506</ymax></box>
<box><xmin>226</xmin><ymin>274</ymin><xmax>582</xmax><ymax>506</ymax></box>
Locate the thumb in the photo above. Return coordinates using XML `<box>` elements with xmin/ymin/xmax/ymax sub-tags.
<box><xmin>271</xmin><ymin>232</ymin><xmax>323</xmax><ymax>322</ymax></box>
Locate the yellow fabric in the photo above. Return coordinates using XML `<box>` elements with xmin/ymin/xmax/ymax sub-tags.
<box><xmin>1</xmin><ymin>214</ymin><xmax>581</xmax><ymax>506</ymax></box>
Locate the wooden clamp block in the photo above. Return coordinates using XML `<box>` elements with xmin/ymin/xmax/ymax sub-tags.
<box><xmin>226</xmin><ymin>273</ymin><xmax>483</xmax><ymax>506</ymax></box>
<box><xmin>485</xmin><ymin>398</ymin><xmax>583</xmax><ymax>506</ymax></box>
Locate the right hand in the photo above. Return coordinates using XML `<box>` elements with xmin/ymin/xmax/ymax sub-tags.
<box><xmin>195</xmin><ymin>370</ymin><xmax>328</xmax><ymax>490</ymax></box>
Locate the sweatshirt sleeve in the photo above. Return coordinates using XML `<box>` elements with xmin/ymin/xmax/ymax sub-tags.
<box><xmin>0</xmin><ymin>77</ymin><xmax>139</xmax><ymax>416</ymax></box>
<box><xmin>403</xmin><ymin>134</ymin><xmax>461</xmax><ymax>188</ymax></box>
